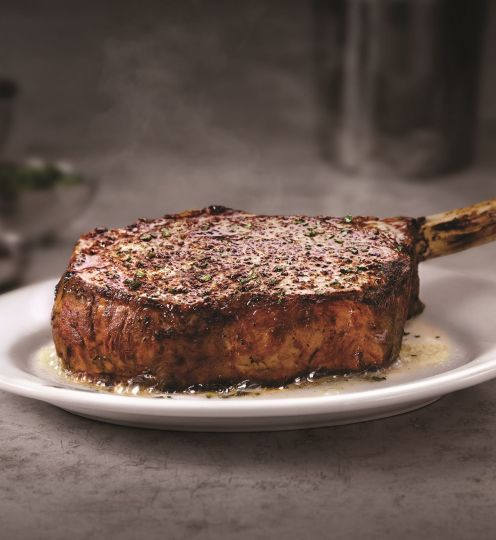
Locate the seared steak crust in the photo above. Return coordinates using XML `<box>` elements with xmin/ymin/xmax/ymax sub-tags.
<box><xmin>52</xmin><ymin>206</ymin><xmax>421</xmax><ymax>389</ymax></box>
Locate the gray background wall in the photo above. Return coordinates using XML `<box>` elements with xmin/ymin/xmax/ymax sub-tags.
<box><xmin>1</xmin><ymin>0</ymin><xmax>495</xmax><ymax>234</ymax></box>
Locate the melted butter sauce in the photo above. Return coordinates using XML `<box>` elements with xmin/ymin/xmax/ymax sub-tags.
<box><xmin>37</xmin><ymin>319</ymin><xmax>454</xmax><ymax>400</ymax></box>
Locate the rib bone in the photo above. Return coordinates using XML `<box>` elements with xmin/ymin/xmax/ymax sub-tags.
<box><xmin>417</xmin><ymin>198</ymin><xmax>496</xmax><ymax>261</ymax></box>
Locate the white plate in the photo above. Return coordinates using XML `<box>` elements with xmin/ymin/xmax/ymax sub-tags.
<box><xmin>0</xmin><ymin>265</ymin><xmax>495</xmax><ymax>432</ymax></box>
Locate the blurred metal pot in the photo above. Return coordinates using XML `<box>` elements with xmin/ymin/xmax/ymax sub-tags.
<box><xmin>314</xmin><ymin>0</ymin><xmax>489</xmax><ymax>177</ymax></box>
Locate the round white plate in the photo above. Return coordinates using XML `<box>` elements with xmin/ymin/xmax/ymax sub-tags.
<box><xmin>0</xmin><ymin>265</ymin><xmax>495</xmax><ymax>432</ymax></box>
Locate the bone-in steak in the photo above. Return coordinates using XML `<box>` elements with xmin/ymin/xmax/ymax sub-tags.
<box><xmin>52</xmin><ymin>206</ymin><xmax>422</xmax><ymax>389</ymax></box>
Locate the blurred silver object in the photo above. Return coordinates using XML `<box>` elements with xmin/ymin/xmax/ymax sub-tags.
<box><xmin>0</xmin><ymin>81</ymin><xmax>97</xmax><ymax>290</ymax></box>
<box><xmin>0</xmin><ymin>232</ymin><xmax>25</xmax><ymax>290</ymax></box>
<box><xmin>0</xmin><ymin>158</ymin><xmax>97</xmax><ymax>244</ymax></box>
<box><xmin>314</xmin><ymin>0</ymin><xmax>489</xmax><ymax>177</ymax></box>
<box><xmin>0</xmin><ymin>159</ymin><xmax>97</xmax><ymax>289</ymax></box>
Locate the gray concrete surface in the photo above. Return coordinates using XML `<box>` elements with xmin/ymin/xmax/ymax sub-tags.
<box><xmin>2</xmin><ymin>380</ymin><xmax>496</xmax><ymax>540</ymax></box>
<box><xmin>1</xmin><ymin>1</ymin><xmax>496</xmax><ymax>538</ymax></box>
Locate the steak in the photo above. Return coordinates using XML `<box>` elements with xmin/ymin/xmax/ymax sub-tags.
<box><xmin>52</xmin><ymin>205</ymin><xmax>422</xmax><ymax>390</ymax></box>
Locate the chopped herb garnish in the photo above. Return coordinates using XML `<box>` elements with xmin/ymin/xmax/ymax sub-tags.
<box><xmin>244</xmin><ymin>223</ymin><xmax>253</xmax><ymax>229</ymax></box>
<box><xmin>305</xmin><ymin>228</ymin><xmax>322</xmax><ymax>238</ymax></box>
<box><xmin>371</xmin><ymin>376</ymin><xmax>386</xmax><ymax>382</ymax></box>
<box><xmin>161</xmin><ymin>228</ymin><xmax>171</xmax><ymax>238</ymax></box>
<box><xmin>334</xmin><ymin>239</ymin><xmax>344</xmax><ymax>245</ymax></box>
<box><xmin>294</xmin><ymin>218</ymin><xmax>305</xmax><ymax>224</ymax></box>
<box><xmin>340</xmin><ymin>268</ymin><xmax>353</xmax><ymax>274</ymax></box>
<box><xmin>349</xmin><ymin>247</ymin><xmax>358</xmax><ymax>255</ymax></box>
<box><xmin>239</xmin><ymin>271</ymin><xmax>257</xmax><ymax>285</ymax></box>
<box><xmin>135</xmin><ymin>269</ymin><xmax>146</xmax><ymax>278</ymax></box>
<box><xmin>395</xmin><ymin>244</ymin><xmax>403</xmax><ymax>252</ymax></box>
<box><xmin>343</xmin><ymin>215</ymin><xmax>353</xmax><ymax>223</ymax></box>
<box><xmin>356</xmin><ymin>265</ymin><xmax>368</xmax><ymax>271</ymax></box>
<box><xmin>140</xmin><ymin>233</ymin><xmax>152</xmax><ymax>242</ymax></box>
<box><xmin>199</xmin><ymin>274</ymin><xmax>212</xmax><ymax>282</ymax></box>
<box><xmin>274</xmin><ymin>266</ymin><xmax>284</xmax><ymax>272</ymax></box>
<box><xmin>124</xmin><ymin>278</ymin><xmax>141</xmax><ymax>290</ymax></box>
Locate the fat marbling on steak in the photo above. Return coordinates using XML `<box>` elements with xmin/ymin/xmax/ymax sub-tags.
<box><xmin>51</xmin><ymin>205</ymin><xmax>422</xmax><ymax>389</ymax></box>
